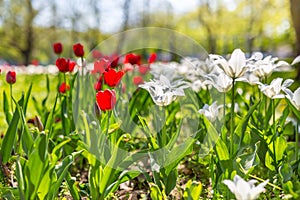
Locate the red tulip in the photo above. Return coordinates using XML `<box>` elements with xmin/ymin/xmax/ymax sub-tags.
<box><xmin>53</xmin><ymin>42</ymin><xmax>63</xmax><ymax>54</ymax></box>
<box><xmin>6</xmin><ymin>71</ymin><xmax>16</xmax><ymax>84</ymax></box>
<box><xmin>123</xmin><ymin>53</ymin><xmax>141</xmax><ymax>65</ymax></box>
<box><xmin>138</xmin><ymin>64</ymin><xmax>150</xmax><ymax>75</ymax></box>
<box><xmin>73</xmin><ymin>43</ymin><xmax>84</xmax><ymax>57</ymax></box>
<box><xmin>56</xmin><ymin>58</ymin><xmax>76</xmax><ymax>73</ymax></box>
<box><xmin>92</xmin><ymin>58</ymin><xmax>110</xmax><ymax>74</ymax></box>
<box><xmin>59</xmin><ymin>82</ymin><xmax>70</xmax><ymax>93</ymax></box>
<box><xmin>103</xmin><ymin>68</ymin><xmax>124</xmax><ymax>87</ymax></box>
<box><xmin>133</xmin><ymin>76</ymin><xmax>144</xmax><ymax>85</ymax></box>
<box><xmin>148</xmin><ymin>53</ymin><xmax>157</xmax><ymax>63</ymax></box>
<box><xmin>96</xmin><ymin>89</ymin><xmax>116</xmax><ymax>111</ymax></box>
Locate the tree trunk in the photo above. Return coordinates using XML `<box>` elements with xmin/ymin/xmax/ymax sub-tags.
<box><xmin>290</xmin><ymin>0</ymin><xmax>300</xmax><ymax>79</ymax></box>
<box><xmin>23</xmin><ymin>0</ymin><xmax>35</xmax><ymax>65</ymax></box>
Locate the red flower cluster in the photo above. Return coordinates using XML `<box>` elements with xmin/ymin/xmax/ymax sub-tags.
<box><xmin>96</xmin><ymin>89</ymin><xmax>116</xmax><ymax>111</ymax></box>
<box><xmin>73</xmin><ymin>43</ymin><xmax>84</xmax><ymax>57</ymax></box>
<box><xmin>6</xmin><ymin>71</ymin><xmax>16</xmax><ymax>84</ymax></box>
<box><xmin>53</xmin><ymin>42</ymin><xmax>63</xmax><ymax>55</ymax></box>
<box><xmin>94</xmin><ymin>67</ymin><xmax>124</xmax><ymax>111</ymax></box>
<box><xmin>56</xmin><ymin>58</ymin><xmax>76</xmax><ymax>73</ymax></box>
<box><xmin>59</xmin><ymin>82</ymin><xmax>70</xmax><ymax>93</ymax></box>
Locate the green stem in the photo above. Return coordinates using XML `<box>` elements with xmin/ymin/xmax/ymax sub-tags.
<box><xmin>222</xmin><ymin>92</ymin><xmax>227</xmax><ymax>142</ymax></box>
<box><xmin>265</xmin><ymin>96</ymin><xmax>268</xmax><ymax>132</ymax></box>
<box><xmin>230</xmin><ymin>78</ymin><xmax>235</xmax><ymax>157</ymax></box>
<box><xmin>106</xmin><ymin>111</ymin><xmax>114</xmax><ymax>143</ymax></box>
<box><xmin>296</xmin><ymin>119</ymin><xmax>299</xmax><ymax>171</ymax></box>
<box><xmin>10</xmin><ymin>84</ymin><xmax>13</xmax><ymax>113</ymax></box>
<box><xmin>272</xmin><ymin>99</ymin><xmax>277</xmax><ymax>171</ymax></box>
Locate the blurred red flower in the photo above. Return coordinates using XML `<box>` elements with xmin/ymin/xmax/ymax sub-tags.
<box><xmin>31</xmin><ymin>59</ymin><xmax>39</xmax><ymax>66</ymax></box>
<box><xmin>110</xmin><ymin>53</ymin><xmax>119</xmax><ymax>68</ymax></box>
<box><xmin>92</xmin><ymin>50</ymin><xmax>102</xmax><ymax>59</ymax></box>
<box><xmin>148</xmin><ymin>53</ymin><xmax>157</xmax><ymax>63</ymax></box>
<box><xmin>56</xmin><ymin>58</ymin><xmax>76</xmax><ymax>73</ymax></box>
<box><xmin>96</xmin><ymin>89</ymin><xmax>116</xmax><ymax>111</ymax></box>
<box><xmin>133</xmin><ymin>76</ymin><xmax>144</xmax><ymax>85</ymax></box>
<box><xmin>103</xmin><ymin>68</ymin><xmax>124</xmax><ymax>87</ymax></box>
<box><xmin>53</xmin><ymin>42</ymin><xmax>63</xmax><ymax>54</ymax></box>
<box><xmin>94</xmin><ymin>76</ymin><xmax>103</xmax><ymax>91</ymax></box>
<box><xmin>92</xmin><ymin>58</ymin><xmax>110</xmax><ymax>74</ymax></box>
<box><xmin>123</xmin><ymin>53</ymin><xmax>141</xmax><ymax>65</ymax></box>
<box><xmin>6</xmin><ymin>71</ymin><xmax>16</xmax><ymax>84</ymax></box>
<box><xmin>59</xmin><ymin>82</ymin><xmax>70</xmax><ymax>93</ymax></box>
<box><xmin>138</xmin><ymin>64</ymin><xmax>150</xmax><ymax>75</ymax></box>
<box><xmin>73</xmin><ymin>43</ymin><xmax>84</xmax><ymax>57</ymax></box>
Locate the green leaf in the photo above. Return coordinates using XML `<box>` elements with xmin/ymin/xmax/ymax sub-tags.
<box><xmin>286</xmin><ymin>98</ymin><xmax>300</xmax><ymax>120</ymax></box>
<box><xmin>26</xmin><ymin>133</ymin><xmax>49</xmax><ymax>199</ymax></box>
<box><xmin>199</xmin><ymin>117</ymin><xmax>220</xmax><ymax>157</ymax></box>
<box><xmin>265</xmin><ymin>136</ymin><xmax>287</xmax><ymax>171</ymax></box>
<box><xmin>15</xmin><ymin>158</ymin><xmax>25</xmax><ymax>200</ymax></box>
<box><xmin>3</xmin><ymin>91</ymin><xmax>12</xmax><ymax>124</ymax></box>
<box><xmin>105</xmin><ymin>170</ymin><xmax>141</xmax><ymax>195</ymax></box>
<box><xmin>183</xmin><ymin>180</ymin><xmax>202</xmax><ymax>200</ymax></box>
<box><xmin>41</xmin><ymin>75</ymin><xmax>50</xmax><ymax>107</ymax></box>
<box><xmin>13</xmin><ymin>99</ymin><xmax>34</xmax><ymax>154</ymax></box>
<box><xmin>239</xmin><ymin>142</ymin><xmax>260</xmax><ymax>173</ymax></box>
<box><xmin>23</xmin><ymin>82</ymin><xmax>32</xmax><ymax>115</ymax></box>
<box><xmin>1</xmin><ymin>101</ymin><xmax>20</xmax><ymax>164</ymax></box>
<box><xmin>164</xmin><ymin>169</ymin><xmax>178</xmax><ymax>195</ymax></box>
<box><xmin>48</xmin><ymin>151</ymin><xmax>82</xmax><ymax>199</ymax></box>
<box><xmin>66</xmin><ymin>172</ymin><xmax>80</xmax><ymax>200</ymax></box>
<box><xmin>216</xmin><ymin>139</ymin><xmax>230</xmax><ymax>161</ymax></box>
<box><xmin>279</xmin><ymin>163</ymin><xmax>293</xmax><ymax>182</ymax></box>
<box><xmin>234</xmin><ymin>101</ymin><xmax>260</xmax><ymax>150</ymax></box>
<box><xmin>45</xmin><ymin>94</ymin><xmax>58</xmax><ymax>136</ymax></box>
<box><xmin>164</xmin><ymin>138</ymin><xmax>195</xmax><ymax>175</ymax></box>
<box><xmin>150</xmin><ymin>183</ymin><xmax>163</xmax><ymax>200</ymax></box>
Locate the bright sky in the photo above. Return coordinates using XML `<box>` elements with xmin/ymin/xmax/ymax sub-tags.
<box><xmin>34</xmin><ymin>0</ymin><xmax>238</xmax><ymax>33</ymax></box>
<box><xmin>34</xmin><ymin>0</ymin><xmax>201</xmax><ymax>33</ymax></box>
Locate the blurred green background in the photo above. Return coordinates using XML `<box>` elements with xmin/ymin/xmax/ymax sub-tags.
<box><xmin>0</xmin><ymin>0</ymin><xmax>299</xmax><ymax>66</ymax></box>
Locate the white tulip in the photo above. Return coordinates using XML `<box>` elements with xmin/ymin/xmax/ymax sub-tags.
<box><xmin>258</xmin><ymin>78</ymin><xmax>294</xmax><ymax>99</ymax></box>
<box><xmin>285</xmin><ymin>87</ymin><xmax>300</xmax><ymax>111</ymax></box>
<box><xmin>223</xmin><ymin>175</ymin><xmax>269</xmax><ymax>200</ymax></box>
<box><xmin>210</xmin><ymin>49</ymin><xmax>248</xmax><ymax>79</ymax></box>
<box><xmin>204</xmin><ymin>73</ymin><xmax>233</xmax><ymax>93</ymax></box>
<box><xmin>198</xmin><ymin>101</ymin><xmax>222</xmax><ymax>122</ymax></box>
<box><xmin>139</xmin><ymin>75</ymin><xmax>188</xmax><ymax>106</ymax></box>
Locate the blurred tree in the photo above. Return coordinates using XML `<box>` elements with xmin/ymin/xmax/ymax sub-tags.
<box><xmin>116</xmin><ymin>0</ymin><xmax>132</xmax><ymax>53</ymax></box>
<box><xmin>290</xmin><ymin>0</ymin><xmax>300</xmax><ymax>55</ymax></box>
<box><xmin>0</xmin><ymin>0</ymin><xmax>38</xmax><ymax>65</ymax></box>
<box><xmin>197</xmin><ymin>0</ymin><xmax>222</xmax><ymax>53</ymax></box>
<box><xmin>290</xmin><ymin>0</ymin><xmax>300</xmax><ymax>79</ymax></box>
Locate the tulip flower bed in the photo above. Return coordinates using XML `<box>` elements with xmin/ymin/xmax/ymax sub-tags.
<box><xmin>1</xmin><ymin>43</ymin><xmax>300</xmax><ymax>200</ymax></box>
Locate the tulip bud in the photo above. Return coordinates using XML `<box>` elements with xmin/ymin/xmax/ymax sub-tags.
<box><xmin>73</xmin><ymin>43</ymin><xmax>84</xmax><ymax>57</ymax></box>
<box><xmin>53</xmin><ymin>42</ymin><xmax>63</xmax><ymax>54</ymax></box>
<box><xmin>6</xmin><ymin>71</ymin><xmax>16</xmax><ymax>84</ymax></box>
<box><xmin>34</xmin><ymin>115</ymin><xmax>44</xmax><ymax>132</ymax></box>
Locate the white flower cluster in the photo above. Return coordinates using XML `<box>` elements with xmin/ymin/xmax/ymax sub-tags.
<box><xmin>140</xmin><ymin>49</ymin><xmax>300</xmax><ymax>112</ymax></box>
